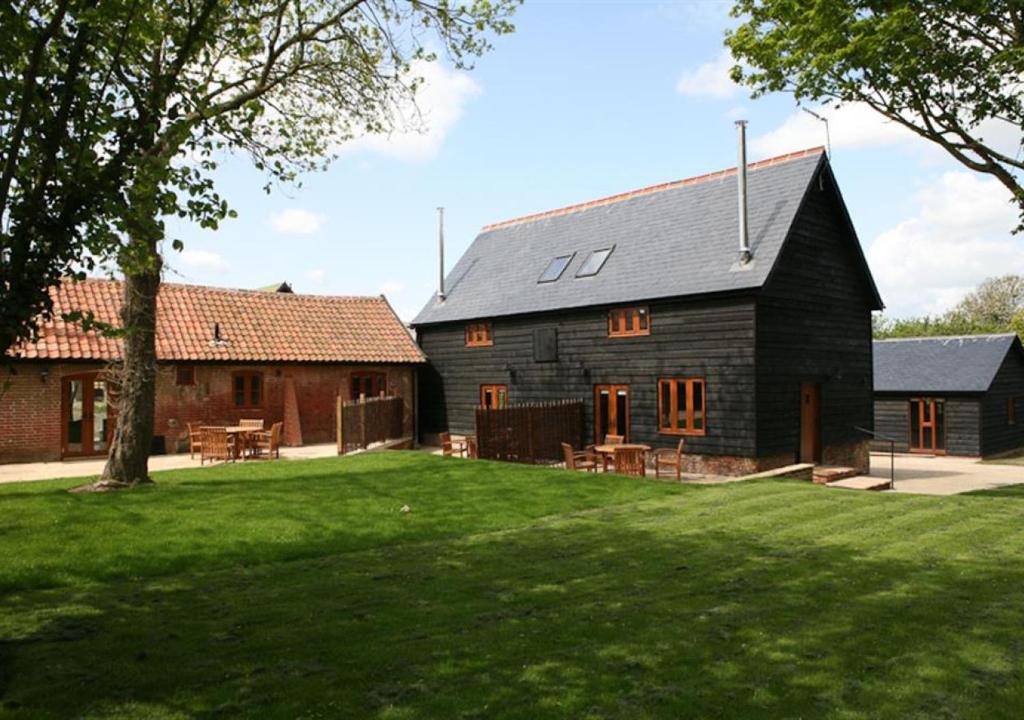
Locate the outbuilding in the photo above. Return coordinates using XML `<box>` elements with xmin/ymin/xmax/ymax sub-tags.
<box><xmin>873</xmin><ymin>334</ymin><xmax>1024</xmax><ymax>456</ymax></box>
<box><xmin>1</xmin><ymin>278</ymin><xmax>424</xmax><ymax>463</ymax></box>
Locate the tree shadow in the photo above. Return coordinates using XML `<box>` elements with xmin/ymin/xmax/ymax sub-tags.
<box><xmin>2</xmin><ymin>495</ymin><xmax>1024</xmax><ymax>719</ymax></box>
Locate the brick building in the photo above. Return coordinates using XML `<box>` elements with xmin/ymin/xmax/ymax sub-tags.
<box><xmin>1</xmin><ymin>278</ymin><xmax>424</xmax><ymax>464</ymax></box>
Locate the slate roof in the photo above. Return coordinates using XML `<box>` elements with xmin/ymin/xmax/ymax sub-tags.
<box><xmin>9</xmin><ymin>278</ymin><xmax>425</xmax><ymax>364</ymax></box>
<box><xmin>412</xmin><ymin>147</ymin><xmax>878</xmax><ymax>326</ymax></box>
<box><xmin>873</xmin><ymin>334</ymin><xmax>1019</xmax><ymax>393</ymax></box>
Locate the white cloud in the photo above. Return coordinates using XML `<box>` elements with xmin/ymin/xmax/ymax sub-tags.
<box><xmin>271</xmin><ymin>208</ymin><xmax>325</xmax><ymax>235</ymax></box>
<box><xmin>752</xmin><ymin>103</ymin><xmax>1023</xmax><ymax>162</ymax></box>
<box><xmin>675</xmin><ymin>50</ymin><xmax>741</xmax><ymax>99</ymax></box>
<box><xmin>867</xmin><ymin>171</ymin><xmax>1023</xmax><ymax>317</ymax></box>
<box><xmin>341</xmin><ymin>61</ymin><xmax>480</xmax><ymax>162</ymax></box>
<box><xmin>752</xmin><ymin>102</ymin><xmax>911</xmax><ymax>156</ymax></box>
<box><xmin>305</xmin><ymin>268</ymin><xmax>327</xmax><ymax>287</ymax></box>
<box><xmin>378</xmin><ymin>280</ymin><xmax>404</xmax><ymax>296</ymax></box>
<box><xmin>179</xmin><ymin>249</ymin><xmax>227</xmax><ymax>273</ymax></box>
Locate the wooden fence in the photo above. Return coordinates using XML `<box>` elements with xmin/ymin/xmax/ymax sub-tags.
<box><xmin>475</xmin><ymin>399</ymin><xmax>584</xmax><ymax>464</ymax></box>
<box><xmin>337</xmin><ymin>395</ymin><xmax>404</xmax><ymax>454</ymax></box>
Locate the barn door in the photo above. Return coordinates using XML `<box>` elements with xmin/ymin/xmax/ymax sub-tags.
<box><xmin>595</xmin><ymin>384</ymin><xmax>630</xmax><ymax>443</ymax></box>
<box><xmin>910</xmin><ymin>398</ymin><xmax>945</xmax><ymax>453</ymax></box>
<box><xmin>799</xmin><ymin>382</ymin><xmax>821</xmax><ymax>463</ymax></box>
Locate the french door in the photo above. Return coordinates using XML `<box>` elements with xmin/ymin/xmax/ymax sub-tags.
<box><xmin>909</xmin><ymin>398</ymin><xmax>945</xmax><ymax>453</ymax></box>
<box><xmin>61</xmin><ymin>373</ymin><xmax>115</xmax><ymax>458</ymax></box>
<box><xmin>594</xmin><ymin>384</ymin><xmax>630</xmax><ymax>443</ymax></box>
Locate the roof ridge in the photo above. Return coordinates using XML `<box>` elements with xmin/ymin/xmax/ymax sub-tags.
<box><xmin>63</xmin><ymin>276</ymin><xmax>384</xmax><ymax>303</ymax></box>
<box><xmin>480</xmin><ymin>146</ymin><xmax>825</xmax><ymax>232</ymax></box>
<box><xmin>874</xmin><ymin>333</ymin><xmax>1017</xmax><ymax>343</ymax></box>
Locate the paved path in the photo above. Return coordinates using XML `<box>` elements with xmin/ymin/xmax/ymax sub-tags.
<box><xmin>863</xmin><ymin>452</ymin><xmax>1024</xmax><ymax>496</ymax></box>
<box><xmin>0</xmin><ymin>443</ymin><xmax>339</xmax><ymax>485</ymax></box>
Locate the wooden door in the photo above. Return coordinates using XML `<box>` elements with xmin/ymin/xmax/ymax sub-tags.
<box><xmin>61</xmin><ymin>373</ymin><xmax>115</xmax><ymax>458</ymax></box>
<box><xmin>480</xmin><ymin>384</ymin><xmax>508</xmax><ymax>409</ymax></box>
<box><xmin>799</xmin><ymin>383</ymin><xmax>821</xmax><ymax>463</ymax></box>
<box><xmin>910</xmin><ymin>398</ymin><xmax>945</xmax><ymax>453</ymax></box>
<box><xmin>595</xmin><ymin>384</ymin><xmax>630</xmax><ymax>443</ymax></box>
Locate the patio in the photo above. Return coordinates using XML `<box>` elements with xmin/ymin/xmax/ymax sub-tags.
<box><xmin>0</xmin><ymin>443</ymin><xmax>339</xmax><ymax>485</ymax></box>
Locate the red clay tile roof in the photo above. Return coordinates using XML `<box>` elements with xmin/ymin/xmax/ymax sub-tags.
<box><xmin>481</xmin><ymin>147</ymin><xmax>826</xmax><ymax>232</ymax></box>
<box><xmin>10</xmin><ymin>278</ymin><xmax>425</xmax><ymax>364</ymax></box>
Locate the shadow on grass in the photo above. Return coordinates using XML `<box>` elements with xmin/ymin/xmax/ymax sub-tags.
<box><xmin>2</xmin><ymin>500</ymin><xmax>1024</xmax><ymax>719</ymax></box>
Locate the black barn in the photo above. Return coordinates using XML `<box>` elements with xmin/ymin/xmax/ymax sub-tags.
<box><xmin>412</xmin><ymin>147</ymin><xmax>883</xmax><ymax>475</ymax></box>
<box><xmin>873</xmin><ymin>334</ymin><xmax>1024</xmax><ymax>457</ymax></box>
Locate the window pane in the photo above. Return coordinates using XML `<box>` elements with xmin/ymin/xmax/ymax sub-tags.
<box><xmin>93</xmin><ymin>381</ymin><xmax>109</xmax><ymax>451</ymax></box>
<box><xmin>615</xmin><ymin>390</ymin><xmax>628</xmax><ymax>437</ymax></box>
<box><xmin>676</xmin><ymin>381</ymin><xmax>688</xmax><ymax>430</ymax></box>
<box><xmin>67</xmin><ymin>379</ymin><xmax>83</xmax><ymax>451</ymax></box>
<box><xmin>497</xmin><ymin>388</ymin><xmax>507</xmax><ymax>408</ymax></box>
<box><xmin>234</xmin><ymin>376</ymin><xmax>246</xmax><ymax>406</ymax></box>
<box><xmin>250</xmin><ymin>375</ymin><xmax>261</xmax><ymax>405</ymax></box>
<box><xmin>693</xmin><ymin>381</ymin><xmax>704</xmax><ymax>430</ymax></box>
<box><xmin>638</xmin><ymin>308</ymin><xmax>648</xmax><ymax>330</ymax></box>
<box><xmin>660</xmin><ymin>381</ymin><xmax>671</xmax><ymax>429</ymax></box>
<box><xmin>576</xmin><ymin>247</ymin><xmax>613</xmax><ymax>277</ymax></box>
<box><xmin>538</xmin><ymin>254</ymin><xmax>573</xmax><ymax>283</ymax></box>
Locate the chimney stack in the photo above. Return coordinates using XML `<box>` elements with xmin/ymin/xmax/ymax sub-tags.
<box><xmin>437</xmin><ymin>206</ymin><xmax>446</xmax><ymax>301</ymax></box>
<box><xmin>735</xmin><ymin>120</ymin><xmax>752</xmax><ymax>264</ymax></box>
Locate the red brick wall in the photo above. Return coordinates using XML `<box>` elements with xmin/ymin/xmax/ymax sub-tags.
<box><xmin>0</xmin><ymin>361</ymin><xmax>416</xmax><ymax>464</ymax></box>
<box><xmin>0</xmin><ymin>364</ymin><xmax>66</xmax><ymax>463</ymax></box>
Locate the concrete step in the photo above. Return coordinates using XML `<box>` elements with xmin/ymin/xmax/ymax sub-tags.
<box><xmin>827</xmin><ymin>475</ymin><xmax>892</xmax><ymax>491</ymax></box>
<box><xmin>813</xmin><ymin>466</ymin><xmax>861</xmax><ymax>485</ymax></box>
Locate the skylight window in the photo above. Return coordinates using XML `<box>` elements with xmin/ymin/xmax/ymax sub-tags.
<box><xmin>538</xmin><ymin>253</ymin><xmax>574</xmax><ymax>283</ymax></box>
<box><xmin>575</xmin><ymin>247</ymin><xmax>614</xmax><ymax>278</ymax></box>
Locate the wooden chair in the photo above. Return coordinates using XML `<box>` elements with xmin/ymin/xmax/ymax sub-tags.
<box><xmin>562</xmin><ymin>442</ymin><xmax>599</xmax><ymax>472</ymax></box>
<box><xmin>200</xmin><ymin>427</ymin><xmax>234</xmax><ymax>465</ymax></box>
<box><xmin>604</xmin><ymin>434</ymin><xmax>625</xmax><ymax>446</ymax></box>
<box><xmin>653</xmin><ymin>438</ymin><xmax>686</xmax><ymax>481</ymax></box>
<box><xmin>440</xmin><ymin>432</ymin><xmax>467</xmax><ymax>458</ymax></box>
<box><xmin>187</xmin><ymin>422</ymin><xmax>203</xmax><ymax>459</ymax></box>
<box><xmin>239</xmin><ymin>419</ymin><xmax>264</xmax><ymax>429</ymax></box>
<box><xmin>251</xmin><ymin>422</ymin><xmax>282</xmax><ymax>460</ymax></box>
<box><xmin>613</xmin><ymin>446</ymin><xmax>646</xmax><ymax>477</ymax></box>
<box><xmin>466</xmin><ymin>436</ymin><xmax>478</xmax><ymax>459</ymax></box>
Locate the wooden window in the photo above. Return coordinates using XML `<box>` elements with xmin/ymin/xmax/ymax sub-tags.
<box><xmin>1009</xmin><ymin>397</ymin><xmax>1017</xmax><ymax>425</ymax></box>
<box><xmin>608</xmin><ymin>306</ymin><xmax>650</xmax><ymax>337</ymax></box>
<box><xmin>352</xmin><ymin>371</ymin><xmax>387</xmax><ymax>399</ymax></box>
<box><xmin>176</xmin><ymin>365</ymin><xmax>195</xmax><ymax>386</ymax></box>
<box><xmin>480</xmin><ymin>384</ymin><xmax>508</xmax><ymax>409</ymax></box>
<box><xmin>233</xmin><ymin>372</ymin><xmax>263</xmax><ymax>408</ymax></box>
<box><xmin>465</xmin><ymin>321</ymin><xmax>493</xmax><ymax>347</ymax></box>
<box><xmin>658</xmin><ymin>378</ymin><xmax>706</xmax><ymax>435</ymax></box>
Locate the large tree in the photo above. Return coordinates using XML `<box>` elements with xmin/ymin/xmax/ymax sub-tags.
<box><xmin>3</xmin><ymin>0</ymin><xmax>517</xmax><ymax>487</ymax></box>
<box><xmin>726</xmin><ymin>1</ymin><xmax>1024</xmax><ymax>221</ymax></box>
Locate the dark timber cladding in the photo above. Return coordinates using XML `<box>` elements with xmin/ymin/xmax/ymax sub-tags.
<box><xmin>414</xmin><ymin>148</ymin><xmax>883</xmax><ymax>474</ymax></box>
<box><xmin>872</xmin><ymin>335</ymin><xmax>1024</xmax><ymax>457</ymax></box>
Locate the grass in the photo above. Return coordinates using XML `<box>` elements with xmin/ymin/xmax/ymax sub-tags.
<box><xmin>2</xmin><ymin>453</ymin><xmax>1024</xmax><ymax>718</ymax></box>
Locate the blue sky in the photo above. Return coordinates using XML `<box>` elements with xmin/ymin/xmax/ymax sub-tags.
<box><xmin>164</xmin><ymin>0</ymin><xmax>1022</xmax><ymax>321</ymax></box>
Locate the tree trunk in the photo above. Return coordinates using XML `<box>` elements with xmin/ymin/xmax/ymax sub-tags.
<box><xmin>100</xmin><ymin>247</ymin><xmax>162</xmax><ymax>486</ymax></box>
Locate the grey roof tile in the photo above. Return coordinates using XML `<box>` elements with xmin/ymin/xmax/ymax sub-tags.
<box><xmin>412</xmin><ymin>150</ymin><xmax>826</xmax><ymax>326</ymax></box>
<box><xmin>873</xmin><ymin>334</ymin><xmax>1018</xmax><ymax>393</ymax></box>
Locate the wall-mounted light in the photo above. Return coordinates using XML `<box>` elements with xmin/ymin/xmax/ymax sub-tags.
<box><xmin>39</xmin><ymin>367</ymin><xmax>49</xmax><ymax>384</ymax></box>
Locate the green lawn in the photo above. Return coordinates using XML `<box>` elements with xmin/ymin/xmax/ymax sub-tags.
<box><xmin>2</xmin><ymin>453</ymin><xmax>1024</xmax><ymax>719</ymax></box>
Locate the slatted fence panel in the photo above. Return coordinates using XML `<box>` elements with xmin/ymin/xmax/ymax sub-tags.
<box><xmin>337</xmin><ymin>395</ymin><xmax>404</xmax><ymax>454</ymax></box>
<box><xmin>475</xmin><ymin>399</ymin><xmax>583</xmax><ymax>464</ymax></box>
